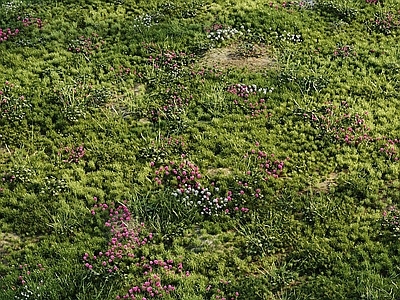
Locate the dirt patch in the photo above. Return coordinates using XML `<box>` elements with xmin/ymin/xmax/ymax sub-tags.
<box><xmin>137</xmin><ymin>118</ymin><xmax>152</xmax><ymax>125</ymax></box>
<box><xmin>0</xmin><ymin>146</ymin><xmax>12</xmax><ymax>165</ymax></box>
<box><xmin>187</xmin><ymin>227</ymin><xmax>237</xmax><ymax>254</ymax></box>
<box><xmin>206</xmin><ymin>168</ymin><xmax>233</xmax><ymax>177</ymax></box>
<box><xmin>106</xmin><ymin>83</ymin><xmax>147</xmax><ymax>117</ymax></box>
<box><xmin>200</xmin><ymin>43</ymin><xmax>277</xmax><ymax>72</ymax></box>
<box><xmin>315</xmin><ymin>172</ymin><xmax>338</xmax><ymax>192</ymax></box>
<box><xmin>0</xmin><ymin>232</ymin><xmax>22</xmax><ymax>264</ymax></box>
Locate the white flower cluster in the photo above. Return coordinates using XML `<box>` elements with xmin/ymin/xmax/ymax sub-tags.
<box><xmin>2</xmin><ymin>0</ymin><xmax>23</xmax><ymax>14</ymax></box>
<box><xmin>273</xmin><ymin>30</ymin><xmax>302</xmax><ymax>43</ymax></box>
<box><xmin>172</xmin><ymin>183</ymin><xmax>229</xmax><ymax>216</ymax></box>
<box><xmin>229</xmin><ymin>83</ymin><xmax>274</xmax><ymax>96</ymax></box>
<box><xmin>301</xmin><ymin>0</ymin><xmax>315</xmax><ymax>8</ymax></box>
<box><xmin>133</xmin><ymin>13</ymin><xmax>158</xmax><ymax>28</ymax></box>
<box><xmin>246</xmin><ymin>84</ymin><xmax>274</xmax><ymax>94</ymax></box>
<box><xmin>207</xmin><ymin>27</ymin><xmax>243</xmax><ymax>42</ymax></box>
<box><xmin>14</xmin><ymin>286</ymin><xmax>41</xmax><ymax>300</ymax></box>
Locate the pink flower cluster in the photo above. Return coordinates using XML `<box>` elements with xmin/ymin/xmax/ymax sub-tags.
<box><xmin>378</xmin><ymin>138</ymin><xmax>400</xmax><ymax>161</ymax></box>
<box><xmin>369</xmin><ymin>12</ymin><xmax>400</xmax><ymax>35</ymax></box>
<box><xmin>382</xmin><ymin>205</ymin><xmax>400</xmax><ymax>239</ymax></box>
<box><xmin>151</xmin><ymin>160</ymin><xmax>250</xmax><ymax>216</ymax></box>
<box><xmin>148</xmin><ymin>50</ymin><xmax>195</xmax><ymax>76</ymax></box>
<box><xmin>150</xmin><ymin>93</ymin><xmax>191</xmax><ymax>122</ymax></box>
<box><xmin>149</xmin><ymin>85</ymin><xmax>192</xmax><ymax>122</ymax></box>
<box><xmin>85</xmin><ymin>198</ymin><xmax>189</xmax><ymax>299</ymax></box>
<box><xmin>152</xmin><ymin>160</ymin><xmax>201</xmax><ymax>188</ymax></box>
<box><xmin>243</xmin><ymin>147</ymin><xmax>288</xmax><ymax>180</ymax></box>
<box><xmin>303</xmin><ymin>101</ymin><xmax>373</xmax><ymax>146</ymax></box>
<box><xmin>68</xmin><ymin>33</ymin><xmax>105</xmax><ymax>56</ymax></box>
<box><xmin>0</xmin><ymin>16</ymin><xmax>44</xmax><ymax>43</ymax></box>
<box><xmin>59</xmin><ymin>144</ymin><xmax>85</xmax><ymax>164</ymax></box>
<box><xmin>227</xmin><ymin>84</ymin><xmax>273</xmax><ymax>118</ymax></box>
<box><xmin>302</xmin><ymin>102</ymin><xmax>400</xmax><ymax>162</ymax></box>
<box><xmin>110</xmin><ymin>65</ymin><xmax>132</xmax><ymax>78</ymax></box>
<box><xmin>0</xmin><ymin>81</ymin><xmax>30</xmax><ymax>121</ymax></box>
<box><xmin>190</xmin><ymin>66</ymin><xmax>224</xmax><ymax>81</ymax></box>
<box><xmin>0</xmin><ymin>28</ymin><xmax>19</xmax><ymax>42</ymax></box>
<box><xmin>226</xmin><ymin>84</ymin><xmax>257</xmax><ymax>99</ymax></box>
<box><xmin>116</xmin><ymin>273</ymin><xmax>177</xmax><ymax>299</ymax></box>
<box><xmin>333</xmin><ymin>45</ymin><xmax>356</xmax><ymax>58</ymax></box>
<box><xmin>85</xmin><ymin>200</ymin><xmax>153</xmax><ymax>272</ymax></box>
<box><xmin>16</xmin><ymin>263</ymin><xmax>45</xmax><ymax>286</ymax></box>
<box><xmin>268</xmin><ymin>1</ymin><xmax>306</xmax><ymax>10</ymax></box>
<box><xmin>204</xmin><ymin>23</ymin><xmax>224</xmax><ymax>33</ymax></box>
<box><xmin>2</xmin><ymin>173</ymin><xmax>16</xmax><ymax>184</ymax></box>
<box><xmin>19</xmin><ymin>16</ymin><xmax>43</xmax><ymax>29</ymax></box>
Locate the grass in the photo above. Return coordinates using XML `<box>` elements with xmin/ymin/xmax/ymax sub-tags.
<box><xmin>1</xmin><ymin>0</ymin><xmax>400</xmax><ymax>299</ymax></box>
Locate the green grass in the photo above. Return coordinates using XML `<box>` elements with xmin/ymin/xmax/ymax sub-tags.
<box><xmin>1</xmin><ymin>0</ymin><xmax>400</xmax><ymax>299</ymax></box>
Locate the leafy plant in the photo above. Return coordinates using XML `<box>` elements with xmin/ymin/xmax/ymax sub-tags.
<box><xmin>366</xmin><ymin>11</ymin><xmax>400</xmax><ymax>35</ymax></box>
<box><xmin>382</xmin><ymin>205</ymin><xmax>400</xmax><ymax>239</ymax></box>
<box><xmin>0</xmin><ymin>82</ymin><xmax>30</xmax><ymax>122</ymax></box>
<box><xmin>315</xmin><ymin>1</ymin><xmax>358</xmax><ymax>23</ymax></box>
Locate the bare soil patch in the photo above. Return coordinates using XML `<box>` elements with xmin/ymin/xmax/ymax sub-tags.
<box><xmin>200</xmin><ymin>43</ymin><xmax>277</xmax><ymax>71</ymax></box>
<box><xmin>206</xmin><ymin>168</ymin><xmax>233</xmax><ymax>177</ymax></box>
<box><xmin>315</xmin><ymin>172</ymin><xmax>338</xmax><ymax>192</ymax></box>
<box><xmin>0</xmin><ymin>232</ymin><xmax>22</xmax><ymax>264</ymax></box>
<box><xmin>106</xmin><ymin>83</ymin><xmax>147</xmax><ymax>117</ymax></box>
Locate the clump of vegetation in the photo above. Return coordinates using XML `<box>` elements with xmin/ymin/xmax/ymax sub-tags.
<box><xmin>0</xmin><ymin>81</ymin><xmax>30</xmax><ymax>122</ymax></box>
<box><xmin>1</xmin><ymin>0</ymin><xmax>400</xmax><ymax>299</ymax></box>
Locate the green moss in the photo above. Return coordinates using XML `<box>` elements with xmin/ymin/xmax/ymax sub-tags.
<box><xmin>1</xmin><ymin>0</ymin><xmax>400</xmax><ymax>299</ymax></box>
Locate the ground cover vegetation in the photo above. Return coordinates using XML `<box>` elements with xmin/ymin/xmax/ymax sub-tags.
<box><xmin>0</xmin><ymin>0</ymin><xmax>400</xmax><ymax>298</ymax></box>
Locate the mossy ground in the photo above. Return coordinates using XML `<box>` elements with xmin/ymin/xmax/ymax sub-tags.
<box><xmin>1</xmin><ymin>0</ymin><xmax>400</xmax><ymax>299</ymax></box>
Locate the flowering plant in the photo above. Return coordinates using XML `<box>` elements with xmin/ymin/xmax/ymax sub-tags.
<box><xmin>367</xmin><ymin>12</ymin><xmax>400</xmax><ymax>35</ymax></box>
<box><xmin>0</xmin><ymin>81</ymin><xmax>30</xmax><ymax>122</ymax></box>
<box><xmin>382</xmin><ymin>206</ymin><xmax>400</xmax><ymax>239</ymax></box>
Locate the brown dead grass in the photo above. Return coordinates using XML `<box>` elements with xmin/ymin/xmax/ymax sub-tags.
<box><xmin>200</xmin><ymin>43</ymin><xmax>277</xmax><ymax>72</ymax></box>
<box><xmin>206</xmin><ymin>168</ymin><xmax>233</xmax><ymax>177</ymax></box>
<box><xmin>0</xmin><ymin>232</ymin><xmax>22</xmax><ymax>264</ymax></box>
<box><xmin>314</xmin><ymin>172</ymin><xmax>338</xmax><ymax>192</ymax></box>
<box><xmin>105</xmin><ymin>83</ymin><xmax>147</xmax><ymax>117</ymax></box>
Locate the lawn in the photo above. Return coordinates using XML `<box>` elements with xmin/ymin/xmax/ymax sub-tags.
<box><xmin>1</xmin><ymin>0</ymin><xmax>400</xmax><ymax>299</ymax></box>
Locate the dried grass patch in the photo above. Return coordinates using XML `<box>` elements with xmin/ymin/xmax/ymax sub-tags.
<box><xmin>200</xmin><ymin>43</ymin><xmax>277</xmax><ymax>72</ymax></box>
<box><xmin>315</xmin><ymin>172</ymin><xmax>338</xmax><ymax>192</ymax></box>
<box><xmin>0</xmin><ymin>232</ymin><xmax>22</xmax><ymax>264</ymax></box>
<box><xmin>206</xmin><ymin>168</ymin><xmax>233</xmax><ymax>176</ymax></box>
